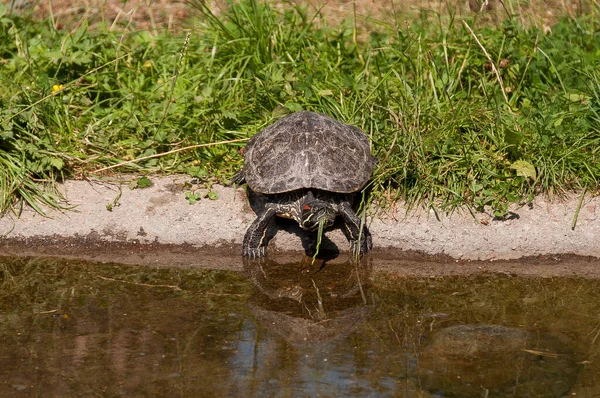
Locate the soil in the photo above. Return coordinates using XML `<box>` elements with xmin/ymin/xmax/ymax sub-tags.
<box><xmin>1</xmin><ymin>176</ymin><xmax>599</xmax><ymax>277</ymax></box>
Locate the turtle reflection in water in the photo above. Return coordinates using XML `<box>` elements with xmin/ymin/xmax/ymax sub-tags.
<box><xmin>234</xmin><ymin>111</ymin><xmax>376</xmax><ymax>258</ymax></box>
<box><xmin>244</xmin><ymin>256</ymin><xmax>373</xmax><ymax>344</ymax></box>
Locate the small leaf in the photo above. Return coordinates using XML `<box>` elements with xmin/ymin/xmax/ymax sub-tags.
<box><xmin>493</xmin><ymin>209</ymin><xmax>507</xmax><ymax>218</ymax></box>
<box><xmin>318</xmin><ymin>89</ymin><xmax>333</xmax><ymax>96</ymax></box>
<box><xmin>206</xmin><ymin>191</ymin><xmax>219</xmax><ymax>200</ymax></box>
<box><xmin>202</xmin><ymin>86</ymin><xmax>213</xmax><ymax>97</ymax></box>
<box><xmin>510</xmin><ymin>160</ymin><xmax>536</xmax><ymax>180</ymax></box>
<box><xmin>270</xmin><ymin>68</ymin><xmax>284</xmax><ymax>82</ymax></box>
<box><xmin>136</xmin><ymin>176</ymin><xmax>153</xmax><ymax>188</ymax></box>
<box><xmin>221</xmin><ymin>110</ymin><xmax>238</xmax><ymax>120</ymax></box>
<box><xmin>185</xmin><ymin>191</ymin><xmax>201</xmax><ymax>205</ymax></box>
<box><xmin>566</xmin><ymin>93</ymin><xmax>589</xmax><ymax>103</ymax></box>
<box><xmin>50</xmin><ymin>158</ymin><xmax>64</xmax><ymax>170</ymax></box>
<box><xmin>190</xmin><ymin>167</ymin><xmax>209</xmax><ymax>179</ymax></box>
<box><xmin>285</xmin><ymin>102</ymin><xmax>303</xmax><ymax>112</ymax></box>
<box><xmin>130</xmin><ymin>176</ymin><xmax>152</xmax><ymax>189</ymax></box>
<box><xmin>0</xmin><ymin>131</ymin><xmax>12</xmax><ymax>140</ymax></box>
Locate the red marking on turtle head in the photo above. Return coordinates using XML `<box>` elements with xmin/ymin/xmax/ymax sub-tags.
<box><xmin>303</xmin><ymin>205</ymin><xmax>311</xmax><ymax>210</ymax></box>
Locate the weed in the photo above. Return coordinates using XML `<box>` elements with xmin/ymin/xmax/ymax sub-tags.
<box><xmin>129</xmin><ymin>176</ymin><xmax>153</xmax><ymax>189</ymax></box>
<box><xmin>105</xmin><ymin>185</ymin><xmax>122</xmax><ymax>211</ymax></box>
<box><xmin>311</xmin><ymin>217</ymin><xmax>325</xmax><ymax>264</ymax></box>
<box><xmin>205</xmin><ymin>190</ymin><xmax>219</xmax><ymax>200</ymax></box>
<box><xmin>185</xmin><ymin>191</ymin><xmax>202</xmax><ymax>205</ymax></box>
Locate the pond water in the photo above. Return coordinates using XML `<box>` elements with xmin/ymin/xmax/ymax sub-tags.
<box><xmin>1</xmin><ymin>256</ymin><xmax>599</xmax><ymax>397</ymax></box>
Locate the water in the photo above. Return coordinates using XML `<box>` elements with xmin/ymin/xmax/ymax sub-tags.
<box><xmin>1</xmin><ymin>256</ymin><xmax>599</xmax><ymax>397</ymax></box>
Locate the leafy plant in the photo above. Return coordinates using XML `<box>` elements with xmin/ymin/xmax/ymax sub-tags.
<box><xmin>0</xmin><ymin>1</ymin><xmax>598</xmax><ymax>216</ymax></box>
<box><xmin>205</xmin><ymin>190</ymin><xmax>219</xmax><ymax>200</ymax></box>
<box><xmin>185</xmin><ymin>191</ymin><xmax>202</xmax><ymax>205</ymax></box>
<box><xmin>130</xmin><ymin>176</ymin><xmax>153</xmax><ymax>189</ymax></box>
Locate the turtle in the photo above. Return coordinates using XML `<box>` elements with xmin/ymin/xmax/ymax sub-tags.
<box><xmin>233</xmin><ymin>111</ymin><xmax>376</xmax><ymax>258</ymax></box>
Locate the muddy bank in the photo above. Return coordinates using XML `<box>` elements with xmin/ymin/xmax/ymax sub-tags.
<box><xmin>0</xmin><ymin>176</ymin><xmax>599</xmax><ymax>267</ymax></box>
<box><xmin>2</xmin><ymin>236</ymin><xmax>600</xmax><ymax>278</ymax></box>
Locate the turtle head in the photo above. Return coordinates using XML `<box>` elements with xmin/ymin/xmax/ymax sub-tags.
<box><xmin>300</xmin><ymin>201</ymin><xmax>336</xmax><ymax>231</ymax></box>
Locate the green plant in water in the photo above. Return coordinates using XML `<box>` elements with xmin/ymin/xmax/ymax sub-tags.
<box><xmin>311</xmin><ymin>217</ymin><xmax>326</xmax><ymax>265</ymax></box>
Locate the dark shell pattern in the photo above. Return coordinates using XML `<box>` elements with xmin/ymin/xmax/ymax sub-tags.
<box><xmin>243</xmin><ymin>111</ymin><xmax>376</xmax><ymax>194</ymax></box>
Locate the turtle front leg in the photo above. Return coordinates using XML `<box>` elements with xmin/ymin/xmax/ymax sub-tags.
<box><xmin>339</xmin><ymin>202</ymin><xmax>372</xmax><ymax>256</ymax></box>
<box><xmin>243</xmin><ymin>207</ymin><xmax>277</xmax><ymax>258</ymax></box>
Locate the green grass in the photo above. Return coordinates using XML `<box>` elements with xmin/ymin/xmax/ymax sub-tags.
<box><xmin>0</xmin><ymin>1</ymin><xmax>599</xmax><ymax>217</ymax></box>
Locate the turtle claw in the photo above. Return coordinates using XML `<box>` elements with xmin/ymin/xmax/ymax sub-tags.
<box><xmin>243</xmin><ymin>246</ymin><xmax>266</xmax><ymax>259</ymax></box>
<box><xmin>350</xmin><ymin>234</ymin><xmax>372</xmax><ymax>258</ymax></box>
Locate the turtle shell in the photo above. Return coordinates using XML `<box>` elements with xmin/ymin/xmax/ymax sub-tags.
<box><xmin>243</xmin><ymin>111</ymin><xmax>375</xmax><ymax>194</ymax></box>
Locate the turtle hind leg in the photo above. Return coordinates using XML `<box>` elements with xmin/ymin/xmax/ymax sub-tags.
<box><xmin>339</xmin><ymin>202</ymin><xmax>372</xmax><ymax>256</ymax></box>
<box><xmin>243</xmin><ymin>207</ymin><xmax>277</xmax><ymax>258</ymax></box>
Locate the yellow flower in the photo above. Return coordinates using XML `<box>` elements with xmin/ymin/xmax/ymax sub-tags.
<box><xmin>52</xmin><ymin>84</ymin><xmax>64</xmax><ymax>93</ymax></box>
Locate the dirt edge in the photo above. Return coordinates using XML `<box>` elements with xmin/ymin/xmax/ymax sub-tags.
<box><xmin>1</xmin><ymin>176</ymin><xmax>599</xmax><ymax>276</ymax></box>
